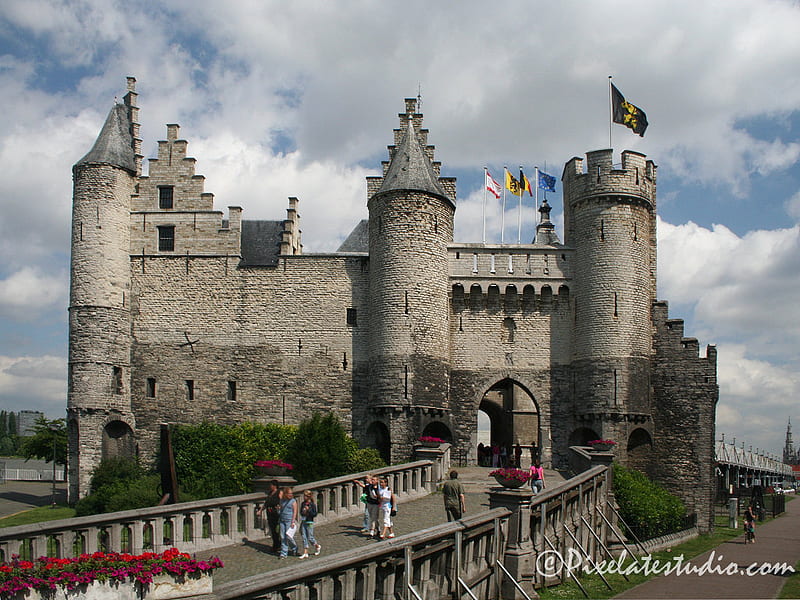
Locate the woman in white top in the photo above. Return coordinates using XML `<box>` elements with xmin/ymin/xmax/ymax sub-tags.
<box><xmin>378</xmin><ymin>477</ymin><xmax>396</xmax><ymax>539</ymax></box>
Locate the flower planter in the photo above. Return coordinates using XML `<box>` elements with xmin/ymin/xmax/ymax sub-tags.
<box><xmin>10</xmin><ymin>573</ymin><xmax>212</xmax><ymax>600</ymax></box>
<box><xmin>419</xmin><ymin>441</ymin><xmax>442</xmax><ymax>448</ymax></box>
<box><xmin>257</xmin><ymin>465</ymin><xmax>290</xmax><ymax>476</ymax></box>
<box><xmin>590</xmin><ymin>443</ymin><xmax>614</xmax><ymax>452</ymax></box>
<box><xmin>493</xmin><ymin>475</ymin><xmax>527</xmax><ymax>488</ymax></box>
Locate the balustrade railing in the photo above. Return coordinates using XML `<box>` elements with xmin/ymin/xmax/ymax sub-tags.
<box><xmin>529</xmin><ymin>465</ymin><xmax>612</xmax><ymax>589</ymax></box>
<box><xmin>211</xmin><ymin>508</ymin><xmax>511</xmax><ymax>600</ymax></box>
<box><xmin>0</xmin><ymin>460</ymin><xmax>435</xmax><ymax>561</ymax></box>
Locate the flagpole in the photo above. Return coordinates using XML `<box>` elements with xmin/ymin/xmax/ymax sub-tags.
<box><xmin>517</xmin><ymin>166</ymin><xmax>523</xmax><ymax>243</ymax></box>
<box><xmin>482</xmin><ymin>167</ymin><xmax>487</xmax><ymax>243</ymax></box>
<box><xmin>501</xmin><ymin>166</ymin><xmax>507</xmax><ymax>244</ymax></box>
<box><xmin>608</xmin><ymin>75</ymin><xmax>613</xmax><ymax>149</ymax></box>
<box><xmin>535</xmin><ymin>166</ymin><xmax>540</xmax><ymax>232</ymax></box>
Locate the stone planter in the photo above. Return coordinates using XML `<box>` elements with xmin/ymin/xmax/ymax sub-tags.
<box><xmin>257</xmin><ymin>466</ymin><xmax>290</xmax><ymax>476</ymax></box>
<box><xmin>11</xmin><ymin>573</ymin><xmax>212</xmax><ymax>600</ymax></box>
<box><xmin>590</xmin><ymin>443</ymin><xmax>614</xmax><ymax>452</ymax></box>
<box><xmin>492</xmin><ymin>475</ymin><xmax>528</xmax><ymax>489</ymax></box>
<box><xmin>419</xmin><ymin>441</ymin><xmax>442</xmax><ymax>448</ymax></box>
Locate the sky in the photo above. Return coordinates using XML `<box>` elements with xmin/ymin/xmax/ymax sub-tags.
<box><xmin>0</xmin><ymin>0</ymin><xmax>798</xmax><ymax>459</ymax></box>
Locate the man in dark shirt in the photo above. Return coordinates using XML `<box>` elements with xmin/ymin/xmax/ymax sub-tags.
<box><xmin>256</xmin><ymin>480</ymin><xmax>281</xmax><ymax>552</ymax></box>
<box><xmin>442</xmin><ymin>470</ymin><xmax>466</xmax><ymax>521</ymax></box>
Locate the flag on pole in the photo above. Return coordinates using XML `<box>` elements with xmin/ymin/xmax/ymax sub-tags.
<box><xmin>537</xmin><ymin>170</ymin><xmax>556</xmax><ymax>192</ymax></box>
<box><xmin>520</xmin><ymin>169</ymin><xmax>533</xmax><ymax>196</ymax></box>
<box><xmin>611</xmin><ymin>83</ymin><xmax>648</xmax><ymax>137</ymax></box>
<box><xmin>505</xmin><ymin>170</ymin><xmax>523</xmax><ymax>196</ymax></box>
<box><xmin>485</xmin><ymin>170</ymin><xmax>501</xmax><ymax>198</ymax></box>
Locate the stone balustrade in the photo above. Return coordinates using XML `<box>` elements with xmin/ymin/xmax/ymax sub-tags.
<box><xmin>0</xmin><ymin>460</ymin><xmax>436</xmax><ymax>561</ymax></box>
<box><xmin>210</xmin><ymin>507</ymin><xmax>512</xmax><ymax>600</ymax></box>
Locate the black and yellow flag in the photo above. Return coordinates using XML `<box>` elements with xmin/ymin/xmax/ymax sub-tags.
<box><xmin>611</xmin><ymin>83</ymin><xmax>648</xmax><ymax>137</ymax></box>
<box><xmin>505</xmin><ymin>169</ymin><xmax>523</xmax><ymax>196</ymax></box>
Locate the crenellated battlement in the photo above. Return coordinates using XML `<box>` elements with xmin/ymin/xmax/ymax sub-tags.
<box><xmin>562</xmin><ymin>149</ymin><xmax>656</xmax><ymax>208</ymax></box>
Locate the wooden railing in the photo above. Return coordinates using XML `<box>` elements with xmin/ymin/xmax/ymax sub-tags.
<box><xmin>0</xmin><ymin>461</ymin><xmax>435</xmax><ymax>561</ymax></box>
<box><xmin>210</xmin><ymin>508</ymin><xmax>511</xmax><ymax>600</ymax></box>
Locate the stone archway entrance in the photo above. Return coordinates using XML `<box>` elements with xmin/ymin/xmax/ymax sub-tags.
<box><xmin>477</xmin><ymin>378</ymin><xmax>540</xmax><ymax>467</ymax></box>
<box><xmin>366</xmin><ymin>421</ymin><xmax>391</xmax><ymax>464</ymax></box>
<box><xmin>102</xmin><ymin>420</ymin><xmax>135</xmax><ymax>461</ymax></box>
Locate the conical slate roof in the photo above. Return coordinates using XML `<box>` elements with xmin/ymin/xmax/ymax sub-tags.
<box><xmin>75</xmin><ymin>104</ymin><xmax>136</xmax><ymax>173</ymax></box>
<box><xmin>375</xmin><ymin>117</ymin><xmax>450</xmax><ymax>203</ymax></box>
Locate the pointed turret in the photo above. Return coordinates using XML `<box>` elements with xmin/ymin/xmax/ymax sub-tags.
<box><xmin>376</xmin><ymin>116</ymin><xmax>451</xmax><ymax>204</ymax></box>
<box><xmin>534</xmin><ymin>198</ymin><xmax>561</xmax><ymax>245</ymax></box>
<box><xmin>75</xmin><ymin>103</ymin><xmax>136</xmax><ymax>173</ymax></box>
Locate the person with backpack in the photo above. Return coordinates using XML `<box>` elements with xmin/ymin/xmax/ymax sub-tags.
<box><xmin>298</xmin><ymin>489</ymin><xmax>321</xmax><ymax>558</ymax></box>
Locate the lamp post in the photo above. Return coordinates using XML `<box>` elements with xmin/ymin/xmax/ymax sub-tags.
<box><xmin>48</xmin><ymin>423</ymin><xmax>58</xmax><ymax>508</ymax></box>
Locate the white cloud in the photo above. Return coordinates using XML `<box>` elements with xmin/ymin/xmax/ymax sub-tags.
<box><xmin>0</xmin><ymin>355</ymin><xmax>66</xmax><ymax>418</ymax></box>
<box><xmin>0</xmin><ymin>268</ymin><xmax>68</xmax><ymax>320</ymax></box>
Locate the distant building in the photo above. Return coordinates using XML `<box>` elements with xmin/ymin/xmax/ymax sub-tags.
<box><xmin>16</xmin><ymin>410</ymin><xmax>43</xmax><ymax>436</ymax></box>
<box><xmin>783</xmin><ymin>418</ymin><xmax>799</xmax><ymax>465</ymax></box>
<box><xmin>67</xmin><ymin>78</ymin><xmax>719</xmax><ymax>531</ymax></box>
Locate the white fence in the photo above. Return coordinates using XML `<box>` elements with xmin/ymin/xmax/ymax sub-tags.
<box><xmin>0</xmin><ymin>467</ymin><xmax>65</xmax><ymax>482</ymax></box>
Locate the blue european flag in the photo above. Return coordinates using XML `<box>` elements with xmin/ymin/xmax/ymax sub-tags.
<box><xmin>538</xmin><ymin>171</ymin><xmax>556</xmax><ymax>192</ymax></box>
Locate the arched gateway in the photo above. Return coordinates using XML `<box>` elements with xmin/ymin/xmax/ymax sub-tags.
<box><xmin>475</xmin><ymin>378</ymin><xmax>540</xmax><ymax>466</ymax></box>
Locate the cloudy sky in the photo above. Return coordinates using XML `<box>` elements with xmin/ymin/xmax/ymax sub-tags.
<box><xmin>1</xmin><ymin>0</ymin><xmax>798</xmax><ymax>458</ymax></box>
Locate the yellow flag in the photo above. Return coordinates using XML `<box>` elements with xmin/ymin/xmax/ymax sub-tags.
<box><xmin>505</xmin><ymin>170</ymin><xmax>522</xmax><ymax>196</ymax></box>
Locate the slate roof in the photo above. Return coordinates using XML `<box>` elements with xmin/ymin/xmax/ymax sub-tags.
<box><xmin>336</xmin><ymin>219</ymin><xmax>369</xmax><ymax>253</ymax></box>
<box><xmin>375</xmin><ymin>117</ymin><xmax>450</xmax><ymax>203</ymax></box>
<box><xmin>75</xmin><ymin>104</ymin><xmax>136</xmax><ymax>173</ymax></box>
<box><xmin>240</xmin><ymin>220</ymin><xmax>283</xmax><ymax>266</ymax></box>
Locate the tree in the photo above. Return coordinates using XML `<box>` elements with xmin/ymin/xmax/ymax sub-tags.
<box><xmin>287</xmin><ymin>413</ymin><xmax>352</xmax><ymax>483</ymax></box>
<box><xmin>18</xmin><ymin>416</ymin><xmax>67</xmax><ymax>465</ymax></box>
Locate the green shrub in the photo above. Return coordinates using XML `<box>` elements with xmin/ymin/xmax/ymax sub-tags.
<box><xmin>346</xmin><ymin>445</ymin><xmax>386</xmax><ymax>474</ymax></box>
<box><xmin>287</xmin><ymin>413</ymin><xmax>351</xmax><ymax>483</ymax></box>
<box><xmin>170</xmin><ymin>421</ymin><xmax>297</xmax><ymax>498</ymax></box>
<box><xmin>75</xmin><ymin>458</ymin><xmax>160</xmax><ymax>516</ymax></box>
<box><xmin>613</xmin><ymin>463</ymin><xmax>686</xmax><ymax>540</ymax></box>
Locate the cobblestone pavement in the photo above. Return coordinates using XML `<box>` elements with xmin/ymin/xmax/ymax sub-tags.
<box><xmin>198</xmin><ymin>465</ymin><xmax>565</xmax><ymax>585</ymax></box>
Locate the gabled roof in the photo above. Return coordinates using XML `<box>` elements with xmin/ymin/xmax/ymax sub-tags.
<box><xmin>75</xmin><ymin>104</ymin><xmax>136</xmax><ymax>173</ymax></box>
<box><xmin>375</xmin><ymin>117</ymin><xmax>450</xmax><ymax>204</ymax></box>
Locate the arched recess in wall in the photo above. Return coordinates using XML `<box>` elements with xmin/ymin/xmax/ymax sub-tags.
<box><xmin>102</xmin><ymin>420</ymin><xmax>135</xmax><ymax>462</ymax></box>
<box><xmin>569</xmin><ymin>427</ymin><xmax>600</xmax><ymax>447</ymax></box>
<box><xmin>366</xmin><ymin>421</ymin><xmax>391</xmax><ymax>464</ymax></box>
<box><xmin>469</xmin><ymin>284</ymin><xmax>483</xmax><ymax>311</ymax></box>
<box><xmin>522</xmin><ymin>285</ymin><xmax>536</xmax><ymax>312</ymax></box>
<box><xmin>478</xmin><ymin>378</ymin><xmax>539</xmax><ymax>463</ymax></box>
<box><xmin>627</xmin><ymin>427</ymin><xmax>654</xmax><ymax>472</ymax></box>
<box><xmin>487</xmin><ymin>284</ymin><xmax>501</xmax><ymax>312</ymax></box>
<box><xmin>421</xmin><ymin>421</ymin><xmax>452</xmax><ymax>442</ymax></box>
<box><xmin>451</xmin><ymin>284</ymin><xmax>465</xmax><ymax>312</ymax></box>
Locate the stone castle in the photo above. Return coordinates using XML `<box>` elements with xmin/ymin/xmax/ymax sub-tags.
<box><xmin>68</xmin><ymin>78</ymin><xmax>719</xmax><ymax>529</ymax></box>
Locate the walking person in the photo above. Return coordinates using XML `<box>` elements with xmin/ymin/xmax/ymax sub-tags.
<box><xmin>529</xmin><ymin>458</ymin><xmax>545</xmax><ymax>494</ymax></box>
<box><xmin>255</xmin><ymin>480</ymin><xmax>281</xmax><ymax>554</ymax></box>
<box><xmin>743</xmin><ymin>504</ymin><xmax>756</xmax><ymax>544</ymax></box>
<box><xmin>442</xmin><ymin>470</ymin><xmax>466</xmax><ymax>522</ymax></box>
<box><xmin>298</xmin><ymin>490</ymin><xmax>321</xmax><ymax>558</ymax></box>
<box><xmin>354</xmin><ymin>474</ymin><xmax>373</xmax><ymax>533</ymax></box>
<box><xmin>378</xmin><ymin>477</ymin><xmax>397</xmax><ymax>539</ymax></box>
<box><xmin>513</xmin><ymin>443</ymin><xmax>523</xmax><ymax>468</ymax></box>
<box><xmin>278</xmin><ymin>486</ymin><xmax>299</xmax><ymax>558</ymax></box>
<box><xmin>355</xmin><ymin>474</ymin><xmax>381</xmax><ymax>536</ymax></box>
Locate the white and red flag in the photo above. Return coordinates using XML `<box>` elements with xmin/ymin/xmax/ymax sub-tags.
<box><xmin>485</xmin><ymin>170</ymin><xmax>501</xmax><ymax>198</ymax></box>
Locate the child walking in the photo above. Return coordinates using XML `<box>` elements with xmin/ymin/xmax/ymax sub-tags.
<box><xmin>299</xmin><ymin>490</ymin><xmax>322</xmax><ymax>558</ymax></box>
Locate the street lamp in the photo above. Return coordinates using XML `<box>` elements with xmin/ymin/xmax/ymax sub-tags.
<box><xmin>48</xmin><ymin>423</ymin><xmax>59</xmax><ymax>508</ymax></box>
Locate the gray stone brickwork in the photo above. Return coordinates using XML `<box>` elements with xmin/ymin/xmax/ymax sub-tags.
<box><xmin>67</xmin><ymin>80</ymin><xmax>718</xmax><ymax>531</ymax></box>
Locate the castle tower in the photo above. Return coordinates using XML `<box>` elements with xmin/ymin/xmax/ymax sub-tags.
<box><xmin>561</xmin><ymin>149</ymin><xmax>657</xmax><ymax>454</ymax></box>
<box><xmin>365</xmin><ymin>100</ymin><xmax>455</xmax><ymax>460</ymax></box>
<box><xmin>67</xmin><ymin>78</ymin><xmax>141</xmax><ymax>499</ymax></box>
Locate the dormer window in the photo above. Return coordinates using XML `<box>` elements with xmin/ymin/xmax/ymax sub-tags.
<box><xmin>159</xmin><ymin>186</ymin><xmax>174</xmax><ymax>209</ymax></box>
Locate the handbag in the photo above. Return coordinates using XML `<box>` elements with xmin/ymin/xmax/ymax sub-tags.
<box><xmin>390</xmin><ymin>509</ymin><xmax>397</xmax><ymax>517</ymax></box>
